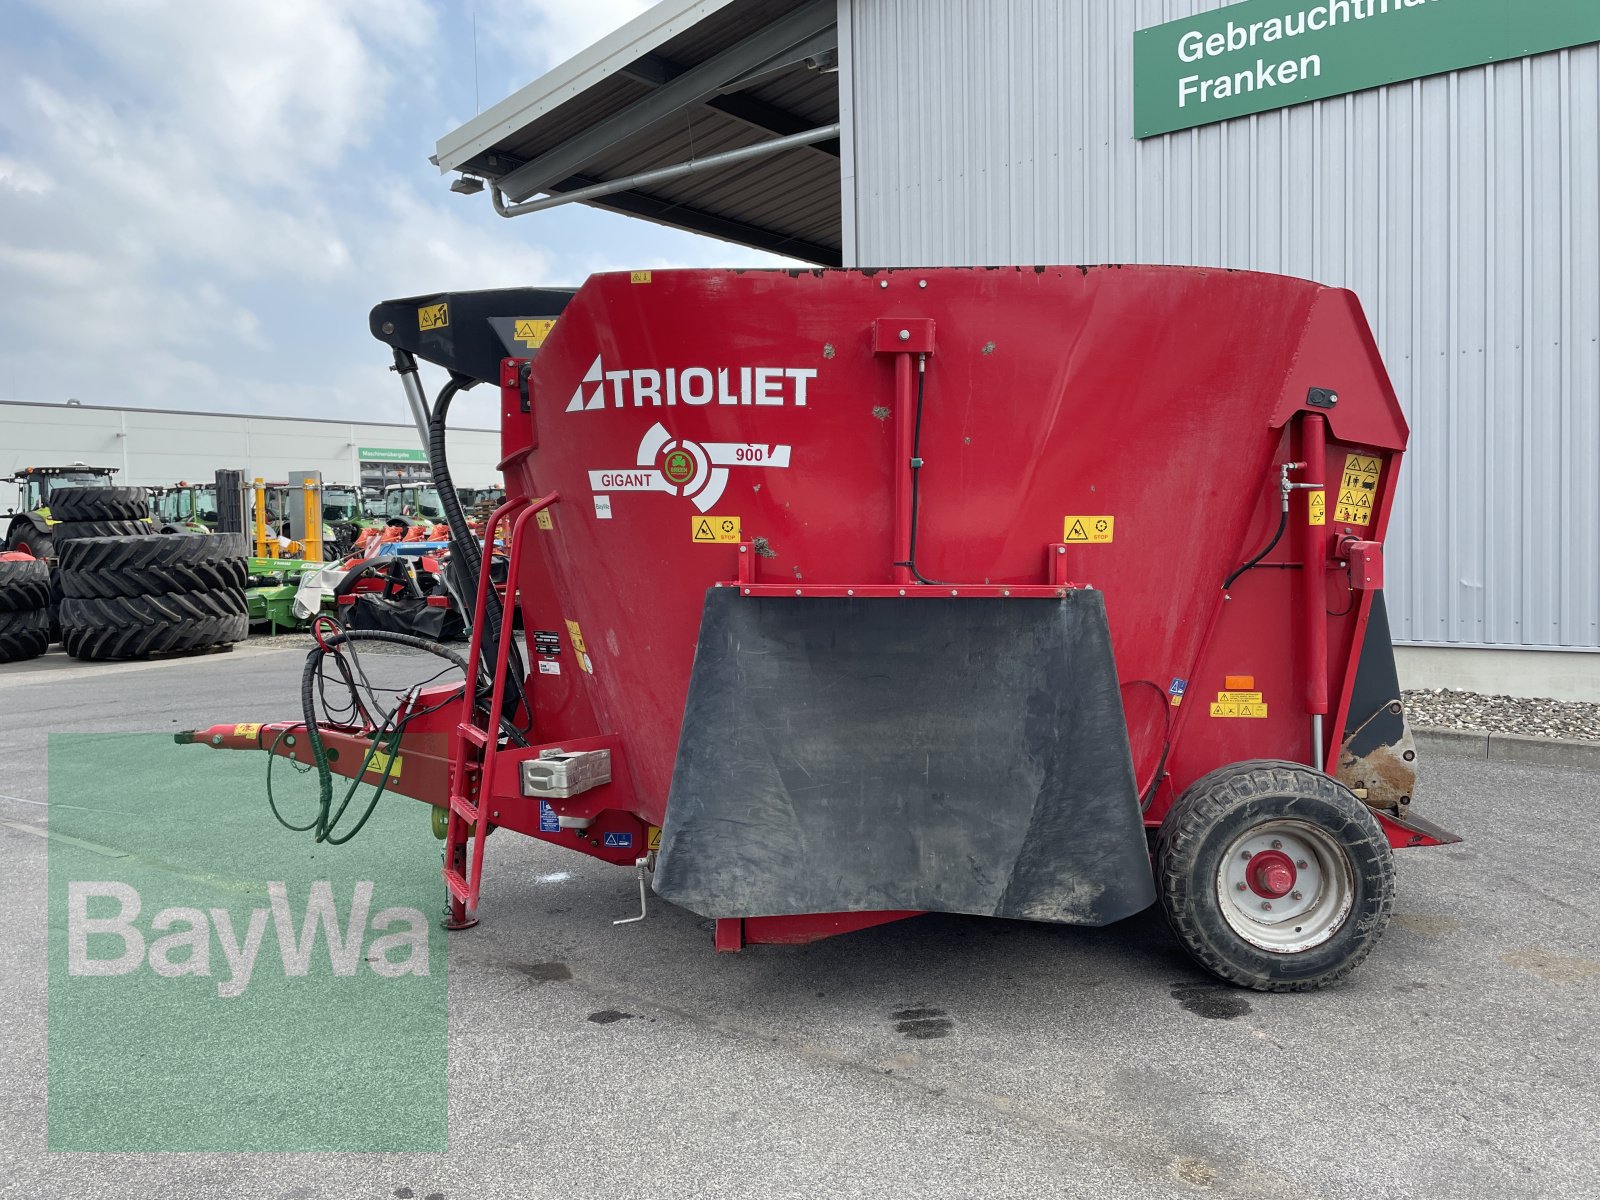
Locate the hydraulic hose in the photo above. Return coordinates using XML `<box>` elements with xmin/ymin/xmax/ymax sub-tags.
<box><xmin>1222</xmin><ymin>506</ymin><xmax>1288</xmax><ymax>592</ymax></box>
<box><xmin>427</xmin><ymin>377</ymin><xmax>531</xmax><ymax>730</ymax></box>
<box><xmin>283</xmin><ymin>630</ymin><xmax>472</xmax><ymax>844</ymax></box>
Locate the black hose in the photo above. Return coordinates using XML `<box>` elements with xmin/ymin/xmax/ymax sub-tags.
<box><xmin>294</xmin><ymin>630</ymin><xmax>471</xmax><ymax>843</ymax></box>
<box><xmin>427</xmin><ymin>377</ymin><xmax>531</xmax><ymax>730</ymax></box>
<box><xmin>1222</xmin><ymin>506</ymin><xmax>1289</xmax><ymax>592</ymax></box>
<box><xmin>892</xmin><ymin>357</ymin><xmax>953</xmax><ymax>587</ymax></box>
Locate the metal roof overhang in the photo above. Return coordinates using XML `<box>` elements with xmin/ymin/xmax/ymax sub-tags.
<box><xmin>435</xmin><ymin>0</ymin><xmax>843</xmax><ymax>265</ymax></box>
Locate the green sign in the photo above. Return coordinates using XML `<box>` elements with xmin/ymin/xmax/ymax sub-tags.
<box><xmin>358</xmin><ymin>446</ymin><xmax>426</xmax><ymax>463</ymax></box>
<box><xmin>1135</xmin><ymin>0</ymin><xmax>1600</xmax><ymax>137</ymax></box>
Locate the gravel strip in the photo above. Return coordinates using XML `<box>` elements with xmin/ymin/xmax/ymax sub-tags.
<box><xmin>1404</xmin><ymin>688</ymin><xmax>1600</xmax><ymax>742</ymax></box>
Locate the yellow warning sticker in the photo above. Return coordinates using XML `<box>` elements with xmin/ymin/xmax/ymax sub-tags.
<box><xmin>630</xmin><ymin>270</ymin><xmax>652</xmax><ymax>284</ymax></box>
<box><xmin>1308</xmin><ymin>489</ymin><xmax>1326</xmax><ymax>526</ymax></box>
<box><xmin>564</xmin><ymin>618</ymin><xmax>587</xmax><ymax>654</ymax></box>
<box><xmin>535</xmin><ymin>509</ymin><xmax>553</xmax><ymax>530</ymax></box>
<box><xmin>367</xmin><ymin>749</ymin><xmax>403</xmax><ymax>778</ymax></box>
<box><xmin>514</xmin><ymin>318</ymin><xmax>556</xmax><ymax>348</ymax></box>
<box><xmin>1063</xmin><ymin>516</ymin><xmax>1115</xmax><ymax>544</ymax></box>
<box><xmin>233</xmin><ymin>723</ymin><xmax>261</xmax><ymax>740</ymax></box>
<box><xmin>1335</xmin><ymin>453</ymin><xmax>1382</xmax><ymax>527</ymax></box>
<box><xmin>647</xmin><ymin>825</ymin><xmax>662</xmax><ymax>851</ymax></box>
<box><xmin>417</xmin><ymin>302</ymin><xmax>449</xmax><ymax>331</ymax></box>
<box><xmin>1210</xmin><ymin>701</ymin><xmax>1270</xmax><ymax>719</ymax></box>
<box><xmin>692</xmin><ymin>515</ymin><xmax>741</xmax><ymax>543</ymax></box>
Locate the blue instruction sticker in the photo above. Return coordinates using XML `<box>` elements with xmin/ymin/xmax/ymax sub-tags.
<box><xmin>538</xmin><ymin>800</ymin><xmax>560</xmax><ymax>833</ymax></box>
<box><xmin>1168</xmin><ymin>677</ymin><xmax>1188</xmax><ymax>696</ymax></box>
<box><xmin>603</xmin><ymin>832</ymin><xmax>633</xmax><ymax>848</ymax></box>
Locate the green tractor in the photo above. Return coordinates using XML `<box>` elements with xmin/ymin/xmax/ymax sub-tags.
<box><xmin>150</xmin><ymin>481</ymin><xmax>220</xmax><ymax>534</ymax></box>
<box><xmin>3</xmin><ymin>463</ymin><xmax>125</xmax><ymax>560</ymax></box>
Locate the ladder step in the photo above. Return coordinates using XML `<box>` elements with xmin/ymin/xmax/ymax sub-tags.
<box><xmin>449</xmin><ymin>794</ymin><xmax>479</xmax><ymax>823</ymax></box>
<box><xmin>443</xmin><ymin>866</ymin><xmax>471</xmax><ymax>903</ymax></box>
<box><xmin>456</xmin><ymin>723</ymin><xmax>490</xmax><ymax>747</ymax></box>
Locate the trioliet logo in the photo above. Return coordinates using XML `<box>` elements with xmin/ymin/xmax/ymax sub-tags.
<box><xmin>565</xmin><ymin>355</ymin><xmax>817</xmax><ymax>412</ymax></box>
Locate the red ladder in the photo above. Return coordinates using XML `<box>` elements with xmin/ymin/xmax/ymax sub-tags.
<box><xmin>442</xmin><ymin>491</ymin><xmax>558</xmax><ymax>929</ymax></box>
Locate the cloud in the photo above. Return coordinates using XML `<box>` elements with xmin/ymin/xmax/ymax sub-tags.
<box><xmin>0</xmin><ymin>0</ymin><xmax>795</xmax><ymax>428</ymax></box>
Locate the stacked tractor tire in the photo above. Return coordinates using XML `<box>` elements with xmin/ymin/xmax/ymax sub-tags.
<box><xmin>46</xmin><ymin>487</ymin><xmax>249</xmax><ymax>661</ymax></box>
<box><xmin>0</xmin><ymin>553</ymin><xmax>52</xmax><ymax>663</ymax></box>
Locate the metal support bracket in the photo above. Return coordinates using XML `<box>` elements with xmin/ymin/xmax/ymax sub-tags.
<box><xmin>613</xmin><ymin>856</ymin><xmax>650</xmax><ymax>925</ymax></box>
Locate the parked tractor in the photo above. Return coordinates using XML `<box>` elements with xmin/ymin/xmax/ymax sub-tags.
<box><xmin>184</xmin><ymin>267</ymin><xmax>1460</xmax><ymax>992</ymax></box>
<box><xmin>151</xmin><ymin>482</ymin><xmax>220</xmax><ymax>533</ymax></box>
<box><xmin>3</xmin><ymin>464</ymin><xmax>127</xmax><ymax>559</ymax></box>
<box><xmin>383</xmin><ymin>483</ymin><xmax>447</xmax><ymax>529</ymax></box>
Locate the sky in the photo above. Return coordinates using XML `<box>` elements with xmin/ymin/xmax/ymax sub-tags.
<box><xmin>0</xmin><ymin>0</ymin><xmax>788</xmax><ymax>429</ymax></box>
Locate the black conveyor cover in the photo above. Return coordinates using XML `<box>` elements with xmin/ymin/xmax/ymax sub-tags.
<box><xmin>653</xmin><ymin>590</ymin><xmax>1157</xmax><ymax>926</ymax></box>
<box><xmin>368</xmin><ymin>287</ymin><xmax>575</xmax><ymax>384</ymax></box>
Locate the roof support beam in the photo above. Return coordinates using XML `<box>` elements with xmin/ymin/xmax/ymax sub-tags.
<box><xmin>493</xmin><ymin>124</ymin><xmax>840</xmax><ymax>217</ymax></box>
<box><xmin>620</xmin><ymin>49</ymin><xmax>840</xmax><ymax>158</ymax></box>
<box><xmin>493</xmin><ymin>0</ymin><xmax>835</xmax><ymax>202</ymax></box>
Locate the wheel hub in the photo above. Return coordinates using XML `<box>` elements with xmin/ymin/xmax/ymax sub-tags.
<box><xmin>1246</xmin><ymin>850</ymin><xmax>1297</xmax><ymax>898</ymax></box>
<box><xmin>1216</xmin><ymin>820</ymin><xmax>1354</xmax><ymax>953</ymax></box>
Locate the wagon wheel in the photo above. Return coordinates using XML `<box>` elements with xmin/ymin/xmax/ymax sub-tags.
<box><xmin>1156</xmin><ymin>759</ymin><xmax>1394</xmax><ymax>992</ymax></box>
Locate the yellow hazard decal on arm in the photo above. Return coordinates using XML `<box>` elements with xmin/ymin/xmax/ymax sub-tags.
<box><xmin>692</xmin><ymin>516</ymin><xmax>740</xmax><ymax>543</ymax></box>
<box><xmin>1063</xmin><ymin>516</ymin><xmax>1114</xmax><ymax>544</ymax></box>
<box><xmin>535</xmin><ymin>509</ymin><xmax>553</xmax><ymax>530</ymax></box>
<box><xmin>233</xmin><ymin>723</ymin><xmax>261</xmax><ymax>740</ymax></box>
<box><xmin>514</xmin><ymin>318</ymin><xmax>555</xmax><ymax>348</ymax></box>
<box><xmin>1308</xmin><ymin>489</ymin><xmax>1326</xmax><ymax>526</ymax></box>
<box><xmin>366</xmin><ymin>749</ymin><xmax>402</xmax><ymax>778</ymax></box>
<box><xmin>418</xmin><ymin>302</ymin><xmax>448</xmax><ymax>331</ymax></box>
<box><xmin>1335</xmin><ymin>454</ymin><xmax>1382</xmax><ymax>526</ymax></box>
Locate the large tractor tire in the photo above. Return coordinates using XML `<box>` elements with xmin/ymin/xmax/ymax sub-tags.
<box><xmin>50</xmin><ymin>519</ymin><xmax>153</xmax><ymax>543</ymax></box>
<box><xmin>60</xmin><ymin>590</ymin><xmax>248</xmax><ymax>660</ymax></box>
<box><xmin>0</xmin><ymin>557</ymin><xmax>52</xmax><ymax>613</ymax></box>
<box><xmin>0</xmin><ymin>608</ymin><xmax>50</xmax><ymax>663</ymax></box>
<box><xmin>59</xmin><ymin>534</ymin><xmax>248</xmax><ymax>599</ymax></box>
<box><xmin>5</xmin><ymin>522</ymin><xmax>53</xmax><ymax>562</ymax></box>
<box><xmin>47</xmin><ymin>486</ymin><xmax>150</xmax><ymax>523</ymax></box>
<box><xmin>1155</xmin><ymin>759</ymin><xmax>1394</xmax><ymax>993</ymax></box>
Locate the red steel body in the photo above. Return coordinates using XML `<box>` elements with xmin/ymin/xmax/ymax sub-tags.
<box><xmin>191</xmin><ymin>265</ymin><xmax>1449</xmax><ymax>943</ymax></box>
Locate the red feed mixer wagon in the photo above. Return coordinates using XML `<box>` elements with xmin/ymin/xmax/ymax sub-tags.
<box><xmin>182</xmin><ymin>265</ymin><xmax>1457</xmax><ymax>991</ymax></box>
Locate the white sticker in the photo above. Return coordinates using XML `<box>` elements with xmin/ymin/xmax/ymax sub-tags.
<box><xmin>537</xmin><ymin>661</ymin><xmax>561</xmax><ymax>675</ymax></box>
<box><xmin>578</xmin><ymin>652</ymin><xmax>594</xmax><ymax>675</ymax></box>
<box><xmin>594</xmin><ymin>495</ymin><xmax>613</xmax><ymax>520</ymax></box>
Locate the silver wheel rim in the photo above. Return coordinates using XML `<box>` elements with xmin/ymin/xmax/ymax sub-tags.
<box><xmin>1216</xmin><ymin>818</ymin><xmax>1354</xmax><ymax>953</ymax></box>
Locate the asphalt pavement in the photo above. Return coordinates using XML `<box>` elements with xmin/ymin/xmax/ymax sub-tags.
<box><xmin>2</xmin><ymin>641</ymin><xmax>1597</xmax><ymax>1199</ymax></box>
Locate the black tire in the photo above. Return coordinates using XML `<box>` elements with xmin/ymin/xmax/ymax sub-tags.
<box><xmin>59</xmin><ymin>534</ymin><xmax>248</xmax><ymax>599</ymax></box>
<box><xmin>47</xmin><ymin>486</ymin><xmax>150</xmax><ymax>522</ymax></box>
<box><xmin>0</xmin><ymin>557</ymin><xmax>51</xmax><ymax>612</ymax></box>
<box><xmin>0</xmin><ymin>608</ymin><xmax>49</xmax><ymax>663</ymax></box>
<box><xmin>60</xmin><ymin>590</ymin><xmax>248</xmax><ymax>660</ymax></box>
<box><xmin>6</xmin><ymin>524</ymin><xmax>54</xmax><ymax>562</ymax></box>
<box><xmin>1155</xmin><ymin>759</ymin><xmax>1394</xmax><ymax>992</ymax></box>
<box><xmin>51</xmin><ymin>519</ymin><xmax>153</xmax><ymax>543</ymax></box>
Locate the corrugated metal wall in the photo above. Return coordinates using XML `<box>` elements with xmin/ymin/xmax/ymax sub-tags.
<box><xmin>840</xmin><ymin>0</ymin><xmax>1600</xmax><ymax>651</ymax></box>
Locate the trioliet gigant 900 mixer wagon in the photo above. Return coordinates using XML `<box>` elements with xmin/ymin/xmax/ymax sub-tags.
<box><xmin>181</xmin><ymin>265</ymin><xmax>1458</xmax><ymax>991</ymax></box>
